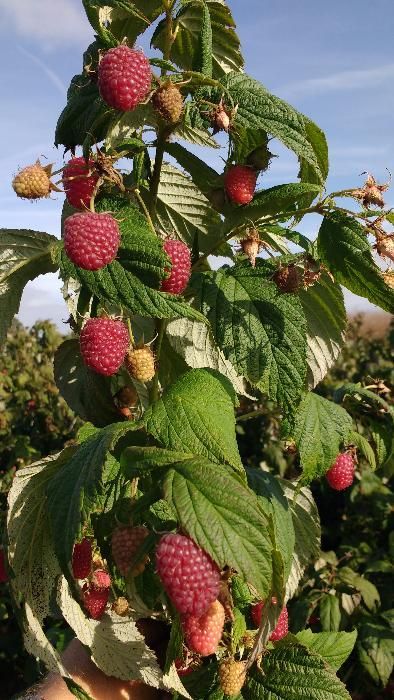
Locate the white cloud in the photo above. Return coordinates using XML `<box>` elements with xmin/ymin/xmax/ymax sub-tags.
<box><xmin>0</xmin><ymin>0</ymin><xmax>91</xmax><ymax>48</ymax></box>
<box><xmin>278</xmin><ymin>64</ymin><xmax>394</xmax><ymax>98</ymax></box>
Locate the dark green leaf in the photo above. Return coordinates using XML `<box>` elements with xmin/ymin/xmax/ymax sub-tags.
<box><xmin>357</xmin><ymin>620</ymin><xmax>393</xmax><ymax>686</ymax></box>
<box><xmin>0</xmin><ymin>229</ymin><xmax>59</xmax><ymax>346</ymax></box>
<box><xmin>55</xmin><ymin>75</ymin><xmax>112</xmax><ymax>149</ymax></box>
<box><xmin>144</xmin><ymin>368</ymin><xmax>242</xmax><ymax>471</ymax></box>
<box><xmin>296</xmin><ymin>629</ymin><xmax>357</xmax><ymax>671</ymax></box>
<box><xmin>164</xmin><ymin>142</ymin><xmax>220</xmax><ymax>196</ymax></box>
<box><xmin>317</xmin><ymin>212</ymin><xmax>394</xmax><ymax>313</ymax></box>
<box><xmin>192</xmin><ymin>267</ymin><xmax>307</xmax><ymax>414</ymax></box>
<box><xmin>163</xmin><ymin>457</ymin><xmax>273</xmax><ymax>598</ymax></box>
<box><xmin>319</xmin><ymin>594</ymin><xmax>341</xmax><ymax>632</ymax></box>
<box><xmin>293</xmin><ymin>393</ymin><xmax>353</xmax><ymax>482</ymax></box>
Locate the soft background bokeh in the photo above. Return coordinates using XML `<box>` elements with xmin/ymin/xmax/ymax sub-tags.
<box><xmin>0</xmin><ymin>0</ymin><xmax>393</xmax><ymax>328</ymax></box>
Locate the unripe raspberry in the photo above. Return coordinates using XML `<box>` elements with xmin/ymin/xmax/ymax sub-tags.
<box><xmin>62</xmin><ymin>157</ymin><xmax>99</xmax><ymax>210</ymax></box>
<box><xmin>91</xmin><ymin>569</ymin><xmax>111</xmax><ymax>590</ymax></box>
<box><xmin>80</xmin><ymin>318</ymin><xmax>129</xmax><ymax>376</ymax></box>
<box><xmin>72</xmin><ymin>538</ymin><xmax>92</xmax><ymax>580</ymax></box>
<box><xmin>273</xmin><ymin>264</ymin><xmax>302</xmax><ymax>293</ymax></box>
<box><xmin>326</xmin><ymin>453</ymin><xmax>355</xmax><ymax>491</ymax></box>
<box><xmin>219</xmin><ymin>659</ymin><xmax>246</xmax><ymax>696</ymax></box>
<box><xmin>98</xmin><ymin>45</ymin><xmax>152</xmax><ymax>112</ymax></box>
<box><xmin>82</xmin><ymin>583</ymin><xmax>109</xmax><ymax>619</ymax></box>
<box><xmin>251</xmin><ymin>599</ymin><xmax>289</xmax><ymax>641</ymax></box>
<box><xmin>182</xmin><ymin>600</ymin><xmax>225</xmax><ymax>656</ymax></box>
<box><xmin>156</xmin><ymin>533</ymin><xmax>220</xmax><ymax>617</ymax></box>
<box><xmin>375</xmin><ymin>231</ymin><xmax>394</xmax><ymax>263</ymax></box>
<box><xmin>152</xmin><ymin>82</ymin><xmax>184</xmax><ymax>123</ymax></box>
<box><xmin>240</xmin><ymin>230</ymin><xmax>261</xmax><ymax>267</ymax></box>
<box><xmin>111</xmin><ymin>525</ymin><xmax>150</xmax><ymax>577</ymax></box>
<box><xmin>161</xmin><ymin>240</ymin><xmax>191</xmax><ymax>295</ymax></box>
<box><xmin>12</xmin><ymin>161</ymin><xmax>52</xmax><ymax>199</ymax></box>
<box><xmin>125</xmin><ymin>346</ymin><xmax>155</xmax><ymax>383</ymax></box>
<box><xmin>247</xmin><ymin>145</ymin><xmax>274</xmax><ymax>172</ymax></box>
<box><xmin>224</xmin><ymin>165</ymin><xmax>257</xmax><ymax>205</ymax></box>
<box><xmin>112</xmin><ymin>596</ymin><xmax>130</xmax><ymax>616</ymax></box>
<box><xmin>64</xmin><ymin>211</ymin><xmax>120</xmax><ymax>271</ymax></box>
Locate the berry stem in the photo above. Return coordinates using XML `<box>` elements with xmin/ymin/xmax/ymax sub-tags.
<box><xmin>133</xmin><ymin>188</ymin><xmax>157</xmax><ymax>235</ymax></box>
<box><xmin>126</xmin><ymin>317</ymin><xmax>135</xmax><ymax>347</ymax></box>
<box><xmin>149</xmin><ymin>129</ymin><xmax>167</xmax><ymax>218</ymax></box>
<box><xmin>150</xmin><ymin>319</ymin><xmax>166</xmax><ymax>403</ymax></box>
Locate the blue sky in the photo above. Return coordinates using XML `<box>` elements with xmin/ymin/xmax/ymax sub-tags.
<box><xmin>0</xmin><ymin>0</ymin><xmax>393</xmax><ymax>328</ymax></box>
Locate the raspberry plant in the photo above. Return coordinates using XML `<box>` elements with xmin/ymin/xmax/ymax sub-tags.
<box><xmin>2</xmin><ymin>2</ymin><xmax>394</xmax><ymax>698</ymax></box>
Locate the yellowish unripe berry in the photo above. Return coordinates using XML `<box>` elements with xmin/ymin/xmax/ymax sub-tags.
<box><xmin>125</xmin><ymin>347</ymin><xmax>155</xmax><ymax>383</ymax></box>
<box><xmin>12</xmin><ymin>161</ymin><xmax>53</xmax><ymax>199</ymax></box>
<box><xmin>219</xmin><ymin>659</ymin><xmax>246</xmax><ymax>697</ymax></box>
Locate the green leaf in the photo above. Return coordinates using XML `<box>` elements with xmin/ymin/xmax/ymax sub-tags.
<box><xmin>297</xmin><ymin>117</ymin><xmax>329</xmax><ymax>209</ymax></box>
<box><xmin>102</xmin><ymin>1</ymin><xmax>163</xmax><ymax>45</ymax></box>
<box><xmin>143</xmin><ymin>162</ymin><xmax>223</xmax><ymax>255</ymax></box>
<box><xmin>223</xmin><ymin>183</ymin><xmax>321</xmax><ymax>235</ymax></box>
<box><xmin>47</xmin><ymin>423</ymin><xmax>137</xmax><ymax>574</ymax></box>
<box><xmin>298</xmin><ymin>273</ymin><xmax>346</xmax><ymax>389</ymax></box>
<box><xmin>319</xmin><ymin>594</ymin><xmax>341</xmax><ymax>632</ymax></box>
<box><xmin>232</xmin><ymin>608</ymin><xmax>247</xmax><ymax>650</ymax></box>
<box><xmin>317</xmin><ymin>212</ymin><xmax>394</xmax><ymax>313</ymax></box>
<box><xmin>121</xmin><ymin>446</ymin><xmax>194</xmax><ymax>477</ymax></box>
<box><xmin>220</xmin><ymin>72</ymin><xmax>326</xmax><ymax>185</ymax></box>
<box><xmin>244</xmin><ymin>643</ymin><xmax>351</xmax><ymax>700</ymax></box>
<box><xmin>144</xmin><ymin>368</ymin><xmax>242</xmax><ymax>471</ymax></box>
<box><xmin>164</xmin><ymin>142</ymin><xmax>220</xmax><ymax>197</ymax></box>
<box><xmin>164</xmin><ymin>615</ymin><xmax>184</xmax><ymax>674</ymax></box>
<box><xmin>296</xmin><ymin>629</ymin><xmax>357</xmax><ymax>671</ymax></box>
<box><xmin>192</xmin><ymin>266</ymin><xmax>307</xmax><ymax>413</ymax></box>
<box><xmin>357</xmin><ymin>620</ymin><xmax>393</xmax><ymax>687</ymax></box>
<box><xmin>246</xmin><ymin>469</ymin><xmax>295</xmax><ymax>583</ymax></box>
<box><xmin>152</xmin><ymin>1</ymin><xmax>243</xmax><ymax>78</ymax></box>
<box><xmin>293</xmin><ymin>393</ymin><xmax>353</xmax><ymax>482</ymax></box>
<box><xmin>55</xmin><ymin>75</ymin><xmax>112</xmax><ymax>149</ymax></box>
<box><xmin>54</xmin><ymin>339</ymin><xmax>119</xmax><ymax>427</ymax></box>
<box><xmin>64</xmin><ymin>678</ymin><xmax>94</xmax><ymax>700</ymax></box>
<box><xmin>197</xmin><ymin>1</ymin><xmax>213</xmax><ymax>76</ymax></box>
<box><xmin>338</xmin><ymin>567</ymin><xmax>380</xmax><ymax>612</ymax></box>
<box><xmin>282</xmin><ymin>480</ymin><xmax>321</xmax><ymax>599</ymax></box>
<box><xmin>163</xmin><ymin>457</ymin><xmax>273</xmax><ymax>598</ymax></box>
<box><xmin>348</xmin><ymin>431</ymin><xmax>376</xmax><ymax>470</ymax></box>
<box><xmin>0</xmin><ymin>229</ymin><xmax>59</xmax><ymax>346</ymax></box>
<box><xmin>166</xmin><ymin>317</ymin><xmax>251</xmax><ymax>397</ymax></box>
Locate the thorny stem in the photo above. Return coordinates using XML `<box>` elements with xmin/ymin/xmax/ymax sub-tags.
<box><xmin>134</xmin><ymin>188</ymin><xmax>156</xmax><ymax>235</ymax></box>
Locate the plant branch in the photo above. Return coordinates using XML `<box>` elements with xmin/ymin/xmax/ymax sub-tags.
<box><xmin>236</xmin><ymin>407</ymin><xmax>268</xmax><ymax>423</ymax></box>
<box><xmin>133</xmin><ymin>188</ymin><xmax>156</xmax><ymax>235</ymax></box>
<box><xmin>150</xmin><ymin>319</ymin><xmax>166</xmax><ymax>403</ymax></box>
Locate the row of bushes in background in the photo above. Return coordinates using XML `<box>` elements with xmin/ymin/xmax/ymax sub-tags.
<box><xmin>0</xmin><ymin>318</ymin><xmax>392</xmax><ymax>699</ymax></box>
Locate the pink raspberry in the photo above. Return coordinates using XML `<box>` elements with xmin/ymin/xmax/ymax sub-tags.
<box><xmin>64</xmin><ymin>212</ymin><xmax>120</xmax><ymax>271</ymax></box>
<box><xmin>251</xmin><ymin>599</ymin><xmax>289</xmax><ymax>641</ymax></box>
<box><xmin>224</xmin><ymin>165</ymin><xmax>257</xmax><ymax>205</ymax></box>
<box><xmin>82</xmin><ymin>583</ymin><xmax>109</xmax><ymax>620</ymax></box>
<box><xmin>111</xmin><ymin>525</ymin><xmax>150</xmax><ymax>577</ymax></box>
<box><xmin>72</xmin><ymin>538</ymin><xmax>92</xmax><ymax>580</ymax></box>
<box><xmin>326</xmin><ymin>453</ymin><xmax>355</xmax><ymax>491</ymax></box>
<box><xmin>80</xmin><ymin>318</ymin><xmax>129</xmax><ymax>376</ymax></box>
<box><xmin>63</xmin><ymin>157</ymin><xmax>99</xmax><ymax>210</ymax></box>
<box><xmin>156</xmin><ymin>533</ymin><xmax>220</xmax><ymax>617</ymax></box>
<box><xmin>182</xmin><ymin>600</ymin><xmax>225</xmax><ymax>656</ymax></box>
<box><xmin>161</xmin><ymin>240</ymin><xmax>191</xmax><ymax>295</ymax></box>
<box><xmin>91</xmin><ymin>569</ymin><xmax>111</xmax><ymax>590</ymax></box>
<box><xmin>98</xmin><ymin>45</ymin><xmax>152</xmax><ymax>112</ymax></box>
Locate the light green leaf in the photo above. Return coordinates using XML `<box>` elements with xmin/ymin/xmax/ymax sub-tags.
<box><xmin>166</xmin><ymin>317</ymin><xmax>252</xmax><ymax>397</ymax></box>
<box><xmin>348</xmin><ymin>431</ymin><xmax>376</xmax><ymax>470</ymax></box>
<box><xmin>47</xmin><ymin>422</ymin><xmax>137</xmax><ymax>574</ymax></box>
<box><xmin>192</xmin><ymin>266</ymin><xmax>307</xmax><ymax>413</ymax></box>
<box><xmin>299</xmin><ymin>274</ymin><xmax>346</xmax><ymax>389</ymax></box>
<box><xmin>246</xmin><ymin>469</ymin><xmax>295</xmax><ymax>583</ymax></box>
<box><xmin>0</xmin><ymin>229</ymin><xmax>59</xmax><ymax>345</ymax></box>
<box><xmin>338</xmin><ymin>567</ymin><xmax>380</xmax><ymax>611</ymax></box>
<box><xmin>152</xmin><ymin>1</ymin><xmax>243</xmax><ymax>78</ymax></box>
<box><xmin>319</xmin><ymin>594</ymin><xmax>341</xmax><ymax>632</ymax></box>
<box><xmin>221</xmin><ymin>72</ymin><xmax>326</xmax><ymax>185</ymax></box>
<box><xmin>244</xmin><ymin>643</ymin><xmax>351</xmax><ymax>700</ymax></box>
<box><xmin>317</xmin><ymin>212</ymin><xmax>394</xmax><ymax>313</ymax></box>
<box><xmin>293</xmin><ymin>393</ymin><xmax>353</xmax><ymax>482</ymax></box>
<box><xmin>54</xmin><ymin>339</ymin><xmax>119</xmax><ymax>427</ymax></box>
<box><xmin>145</xmin><ymin>162</ymin><xmax>223</xmax><ymax>255</ymax></box>
<box><xmin>296</xmin><ymin>629</ymin><xmax>357</xmax><ymax>671</ymax></box>
<box><xmin>223</xmin><ymin>183</ymin><xmax>321</xmax><ymax>235</ymax></box>
<box><xmin>163</xmin><ymin>458</ymin><xmax>273</xmax><ymax>598</ymax></box>
<box><xmin>282</xmin><ymin>481</ymin><xmax>321</xmax><ymax>599</ymax></box>
<box><xmin>297</xmin><ymin>117</ymin><xmax>329</xmax><ymax>209</ymax></box>
<box><xmin>144</xmin><ymin>368</ymin><xmax>242</xmax><ymax>471</ymax></box>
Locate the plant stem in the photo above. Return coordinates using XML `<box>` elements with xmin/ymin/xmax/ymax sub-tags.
<box><xmin>134</xmin><ymin>188</ymin><xmax>156</xmax><ymax>235</ymax></box>
<box><xmin>149</xmin><ymin>130</ymin><xmax>167</xmax><ymax>219</ymax></box>
<box><xmin>150</xmin><ymin>319</ymin><xmax>166</xmax><ymax>403</ymax></box>
<box><xmin>236</xmin><ymin>407</ymin><xmax>267</xmax><ymax>423</ymax></box>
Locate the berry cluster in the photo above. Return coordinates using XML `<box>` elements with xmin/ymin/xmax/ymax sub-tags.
<box><xmin>72</xmin><ymin>539</ymin><xmax>111</xmax><ymax>619</ymax></box>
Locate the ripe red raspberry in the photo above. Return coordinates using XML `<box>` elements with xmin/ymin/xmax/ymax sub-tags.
<box><xmin>64</xmin><ymin>212</ymin><xmax>120</xmax><ymax>271</ymax></box>
<box><xmin>224</xmin><ymin>165</ymin><xmax>257</xmax><ymax>205</ymax></box>
<box><xmin>91</xmin><ymin>569</ymin><xmax>111</xmax><ymax>590</ymax></box>
<box><xmin>80</xmin><ymin>318</ymin><xmax>129</xmax><ymax>376</ymax></box>
<box><xmin>161</xmin><ymin>240</ymin><xmax>191</xmax><ymax>295</ymax></box>
<box><xmin>98</xmin><ymin>45</ymin><xmax>152</xmax><ymax>112</ymax></box>
<box><xmin>326</xmin><ymin>453</ymin><xmax>355</xmax><ymax>491</ymax></box>
<box><xmin>82</xmin><ymin>583</ymin><xmax>109</xmax><ymax>619</ymax></box>
<box><xmin>0</xmin><ymin>549</ymin><xmax>8</xmax><ymax>583</ymax></box>
<box><xmin>251</xmin><ymin>599</ymin><xmax>289</xmax><ymax>641</ymax></box>
<box><xmin>72</xmin><ymin>538</ymin><xmax>92</xmax><ymax>580</ymax></box>
<box><xmin>62</xmin><ymin>157</ymin><xmax>99</xmax><ymax>210</ymax></box>
<box><xmin>156</xmin><ymin>533</ymin><xmax>220</xmax><ymax>617</ymax></box>
<box><xmin>111</xmin><ymin>525</ymin><xmax>150</xmax><ymax>577</ymax></box>
<box><xmin>182</xmin><ymin>600</ymin><xmax>225</xmax><ymax>656</ymax></box>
